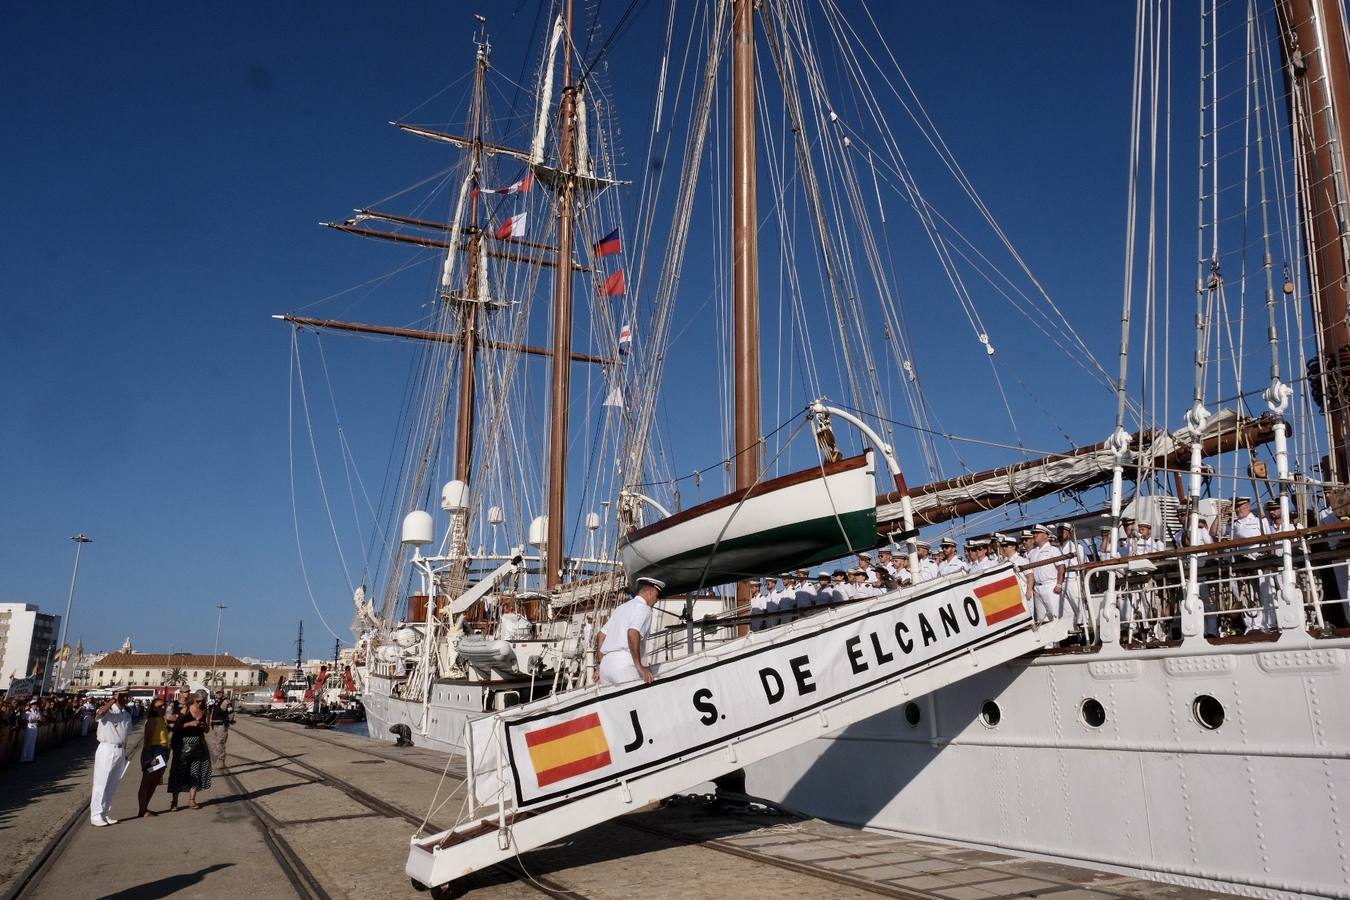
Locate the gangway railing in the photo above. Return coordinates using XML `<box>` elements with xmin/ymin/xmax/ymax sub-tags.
<box><xmin>406</xmin><ymin>564</ymin><xmax>1068</xmax><ymax>892</ymax></box>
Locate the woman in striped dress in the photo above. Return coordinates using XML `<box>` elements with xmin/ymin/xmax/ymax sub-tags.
<box><xmin>167</xmin><ymin>691</ymin><xmax>212</xmax><ymax>809</ymax></box>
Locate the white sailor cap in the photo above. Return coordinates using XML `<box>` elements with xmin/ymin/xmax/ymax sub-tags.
<box><xmin>1137</xmin><ymin>520</ymin><xmax>1153</xmax><ymax>528</ymax></box>
<box><xmin>1000</xmin><ymin>535</ymin><xmax>1019</xmax><ymax>545</ymax></box>
<box><xmin>1099</xmin><ymin>525</ymin><xmax>1113</xmax><ymax>532</ymax></box>
<box><xmin>1019</xmin><ymin>529</ymin><xmax>1033</xmax><ymax>538</ymax></box>
<box><xmin>1032</xmin><ymin>523</ymin><xmax>1051</xmax><ymax>535</ymax></box>
<box><xmin>1056</xmin><ymin>522</ymin><xmax>1072</xmax><ymax>530</ymax></box>
<box><xmin>940</xmin><ymin>537</ymin><xmax>957</xmax><ymax>547</ymax></box>
<box><xmin>1264</xmin><ymin>498</ymin><xmax>1281</xmax><ymax>508</ymax></box>
<box><xmin>636</xmin><ymin>576</ymin><xmax>667</xmax><ymax>592</ymax></box>
<box><xmin>815</xmin><ymin>572</ymin><xmax>832</xmax><ymax>580</ymax></box>
<box><xmin>1235</xmin><ymin>496</ymin><xmax>1252</xmax><ymax>504</ymax></box>
<box><xmin>915</xmin><ymin>539</ymin><xmax>931</xmax><ymax>549</ymax></box>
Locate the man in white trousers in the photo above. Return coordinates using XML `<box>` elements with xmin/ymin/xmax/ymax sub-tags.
<box><xmin>90</xmin><ymin>687</ymin><xmax>133</xmax><ymax>826</ymax></box>
<box><xmin>596</xmin><ymin>577</ymin><xmax>665</xmax><ymax>686</ymax></box>
<box><xmin>1025</xmin><ymin>524</ymin><xmax>1066</xmax><ymax>629</ymax></box>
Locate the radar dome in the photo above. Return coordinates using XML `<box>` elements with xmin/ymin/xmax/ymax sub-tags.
<box><xmin>401</xmin><ymin>510</ymin><xmax>434</xmax><ymax>546</ymax></box>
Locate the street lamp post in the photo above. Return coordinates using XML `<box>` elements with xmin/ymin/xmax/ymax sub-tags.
<box><xmin>211</xmin><ymin>603</ymin><xmax>227</xmax><ymax>689</ymax></box>
<box><xmin>46</xmin><ymin>533</ymin><xmax>92</xmax><ymax>694</ymax></box>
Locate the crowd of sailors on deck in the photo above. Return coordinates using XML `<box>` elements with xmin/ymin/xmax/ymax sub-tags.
<box><xmin>746</xmin><ymin>496</ymin><xmax>1349</xmax><ymax>642</ymax></box>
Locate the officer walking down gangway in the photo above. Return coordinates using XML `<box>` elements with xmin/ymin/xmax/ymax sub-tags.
<box><xmin>595</xmin><ymin>576</ymin><xmax>666</xmax><ymax>686</ymax></box>
<box><xmin>90</xmin><ymin>687</ymin><xmax>133</xmax><ymax>827</ymax></box>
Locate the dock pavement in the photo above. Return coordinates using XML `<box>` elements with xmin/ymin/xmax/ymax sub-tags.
<box><xmin>2</xmin><ymin>717</ymin><xmax>1235</xmax><ymax>900</ymax></box>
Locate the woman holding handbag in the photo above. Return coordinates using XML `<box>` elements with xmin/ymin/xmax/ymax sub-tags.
<box><xmin>167</xmin><ymin>690</ymin><xmax>212</xmax><ymax>809</ymax></box>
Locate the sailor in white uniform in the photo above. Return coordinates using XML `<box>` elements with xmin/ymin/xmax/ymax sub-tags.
<box><xmin>913</xmin><ymin>541</ymin><xmax>939</xmax><ymax>583</ymax></box>
<box><xmin>90</xmin><ymin>688</ymin><xmax>133</xmax><ymax>826</ymax></box>
<box><xmin>1135</xmin><ymin>521</ymin><xmax>1162</xmax><ymax>553</ymax></box>
<box><xmin>1225</xmin><ymin>496</ymin><xmax>1273</xmax><ymax>632</ymax></box>
<box><xmin>79</xmin><ymin>699</ymin><xmax>95</xmax><ymax>738</ymax></box>
<box><xmin>764</xmin><ymin>577</ymin><xmax>783</xmax><ymax>628</ymax></box>
<box><xmin>891</xmin><ymin>553</ymin><xmax>913</xmax><ymax>585</ymax></box>
<box><xmin>597</xmin><ymin>577</ymin><xmax>664</xmax><ymax>685</ymax></box>
<box><xmin>20</xmin><ymin>702</ymin><xmax>40</xmax><ymax>763</ymax></box>
<box><xmin>967</xmin><ymin>539</ymin><xmax>996</xmax><ymax>574</ymax></box>
<box><xmin>935</xmin><ymin>538</ymin><xmax>969</xmax><ymax>577</ymax></box>
<box><xmin>813</xmin><ymin>572</ymin><xmax>838</xmax><ymax>607</ymax></box>
<box><xmin>998</xmin><ymin>535</ymin><xmax>1028</xmax><ymax>567</ymax></box>
<box><xmin>748</xmin><ymin>580</ymin><xmax>769</xmax><ymax>631</ymax></box>
<box><xmin>849</xmin><ymin>568</ymin><xmax>883</xmax><ymax>599</ymax></box>
<box><xmin>775</xmin><ymin>575</ymin><xmax>799</xmax><ymax>624</ymax></box>
<box><xmin>788</xmin><ymin>574</ymin><xmax>810</xmax><ymax>615</ymax></box>
<box><xmin>1055</xmin><ymin>522</ymin><xmax>1086</xmax><ymax>634</ymax></box>
<box><xmin>1024</xmin><ymin>524</ymin><xmax>1066</xmax><ymax>627</ymax></box>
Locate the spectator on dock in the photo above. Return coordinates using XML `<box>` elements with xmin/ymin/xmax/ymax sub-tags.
<box><xmin>79</xmin><ymin>697</ymin><xmax>95</xmax><ymax>737</ymax></box>
<box><xmin>91</xmin><ymin>688</ymin><xmax>133</xmax><ymax>826</ymax></box>
<box><xmin>167</xmin><ymin>691</ymin><xmax>211</xmax><ymax>810</ymax></box>
<box><xmin>205</xmin><ymin>689</ymin><xmax>233</xmax><ymax>761</ymax></box>
<box><xmin>20</xmin><ymin>701</ymin><xmax>41</xmax><ymax>763</ymax></box>
<box><xmin>137</xmin><ymin>697</ymin><xmax>170</xmax><ymax>817</ymax></box>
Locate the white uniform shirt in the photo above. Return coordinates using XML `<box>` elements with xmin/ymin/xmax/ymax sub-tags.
<box><xmin>914</xmin><ymin>558</ymin><xmax>939</xmax><ymax>583</ymax></box>
<box><xmin>1059</xmin><ymin>540</ymin><xmax>1087</xmax><ymax>567</ymax></box>
<box><xmin>599</xmin><ymin>597</ymin><xmax>654</xmax><ymax>656</ymax></box>
<box><xmin>1025</xmin><ymin>542</ymin><xmax>1062</xmax><ymax>588</ymax></box>
<box><xmin>971</xmin><ymin>556</ymin><xmax>997</xmax><ymax>574</ymax></box>
<box><xmin>25</xmin><ymin>708</ymin><xmax>41</xmax><ymax>727</ymax></box>
<box><xmin>775</xmin><ymin>586</ymin><xmax>797</xmax><ymax>620</ymax></box>
<box><xmin>936</xmin><ymin>555</ymin><xmax>969</xmax><ymax>577</ymax></box>
<box><xmin>794</xmin><ymin>584</ymin><xmax>817</xmax><ymax>611</ymax></box>
<box><xmin>1230</xmin><ymin>512</ymin><xmax>1268</xmax><ymax>540</ymax></box>
<box><xmin>749</xmin><ymin>590</ymin><xmax>769</xmax><ymax>629</ymax></box>
<box><xmin>96</xmin><ymin>704</ymin><xmax>133</xmax><ymax>746</ymax></box>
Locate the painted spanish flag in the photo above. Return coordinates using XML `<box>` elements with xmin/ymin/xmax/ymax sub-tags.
<box><xmin>974</xmin><ymin>576</ymin><xmax>1024</xmax><ymax>625</ymax></box>
<box><xmin>525</xmin><ymin>712</ymin><xmax>612</xmax><ymax>787</ymax></box>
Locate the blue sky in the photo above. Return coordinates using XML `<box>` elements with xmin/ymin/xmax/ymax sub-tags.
<box><xmin>4</xmin><ymin>2</ymin><xmax>1271</xmax><ymax>661</ymax></box>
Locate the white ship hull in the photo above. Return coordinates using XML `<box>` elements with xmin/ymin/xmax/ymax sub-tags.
<box><xmin>746</xmin><ymin>635</ymin><xmax>1350</xmax><ymax>900</ymax></box>
<box><xmin>359</xmin><ymin>673</ymin><xmax>482</xmax><ymax>755</ymax></box>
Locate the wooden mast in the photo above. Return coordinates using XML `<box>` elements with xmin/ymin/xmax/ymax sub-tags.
<box><xmin>546</xmin><ymin>0</ymin><xmax>578</xmax><ymax>591</ymax></box>
<box><xmin>1277</xmin><ymin>0</ymin><xmax>1350</xmax><ymax>511</ymax></box>
<box><xmin>454</xmin><ymin>30</ymin><xmax>490</xmax><ymax>486</ymax></box>
<box><xmin>732</xmin><ymin>0</ymin><xmax>761</xmax><ymax>615</ymax></box>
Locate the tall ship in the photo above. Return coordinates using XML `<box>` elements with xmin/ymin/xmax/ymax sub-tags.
<box><xmin>281</xmin><ymin>2</ymin><xmax>1350</xmax><ymax>897</ymax></box>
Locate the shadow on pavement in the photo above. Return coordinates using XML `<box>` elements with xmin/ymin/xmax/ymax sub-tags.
<box><xmin>95</xmin><ymin>862</ymin><xmax>234</xmax><ymax>900</ymax></box>
<box><xmin>0</xmin><ymin>736</ymin><xmax>95</xmax><ymax>830</ymax></box>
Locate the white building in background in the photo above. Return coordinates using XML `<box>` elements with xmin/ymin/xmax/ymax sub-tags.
<box><xmin>0</xmin><ymin>603</ymin><xmax>61</xmax><ymax>691</ymax></box>
<box><xmin>88</xmin><ymin>639</ymin><xmax>261</xmax><ymax>691</ymax></box>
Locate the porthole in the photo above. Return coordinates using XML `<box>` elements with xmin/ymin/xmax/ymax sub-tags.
<box><xmin>1192</xmin><ymin>694</ymin><xmax>1225</xmax><ymax>730</ymax></box>
<box><xmin>904</xmin><ymin>702</ymin><xmax>921</xmax><ymax>727</ymax></box>
<box><xmin>979</xmin><ymin>700</ymin><xmax>1001</xmax><ymax>728</ymax></box>
<box><xmin>1080</xmin><ymin>698</ymin><xmax>1106</xmax><ymax>728</ymax></box>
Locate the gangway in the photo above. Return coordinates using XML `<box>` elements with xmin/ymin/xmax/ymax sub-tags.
<box><xmin>407</xmin><ymin>565</ymin><xmax>1068</xmax><ymax>894</ymax></box>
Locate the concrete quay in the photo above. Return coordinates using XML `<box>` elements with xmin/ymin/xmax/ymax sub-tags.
<box><xmin>1</xmin><ymin>717</ymin><xmax>1234</xmax><ymax>900</ymax></box>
